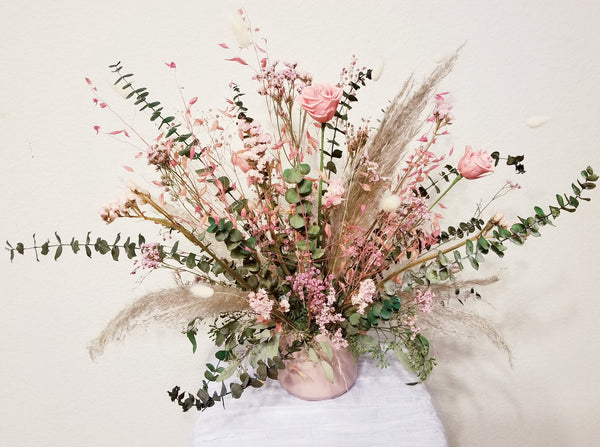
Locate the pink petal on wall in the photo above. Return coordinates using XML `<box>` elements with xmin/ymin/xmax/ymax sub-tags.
<box><xmin>225</xmin><ymin>57</ymin><xmax>248</xmax><ymax>66</ymax></box>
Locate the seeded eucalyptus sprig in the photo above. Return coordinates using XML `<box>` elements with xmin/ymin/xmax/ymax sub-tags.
<box><xmin>6</xmin><ymin>233</ymin><xmax>146</xmax><ymax>262</ymax></box>
<box><xmin>5</xmin><ymin>232</ymin><xmax>222</xmax><ymax>277</ymax></box>
<box><xmin>169</xmin><ymin>314</ymin><xmax>289</xmax><ymax>412</ymax></box>
<box><xmin>323</xmin><ymin>69</ymin><xmax>372</xmax><ymax>175</ymax></box>
<box><xmin>168</xmin><ymin>354</ymin><xmax>285</xmax><ymax>412</ymax></box>
<box><xmin>110</xmin><ymin>61</ymin><xmax>199</xmax><ymax>158</ymax></box>
<box><xmin>396</xmin><ymin>166</ymin><xmax>598</xmax><ymax>287</ymax></box>
<box><xmin>229</xmin><ymin>83</ymin><xmax>253</xmax><ymax>123</ymax></box>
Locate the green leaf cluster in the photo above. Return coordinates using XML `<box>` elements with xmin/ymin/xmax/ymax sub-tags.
<box><xmin>417</xmin><ymin>166</ymin><xmax>599</xmax><ymax>282</ymax></box>
<box><xmin>323</xmin><ymin>69</ymin><xmax>372</xmax><ymax>174</ymax></box>
<box><xmin>7</xmin><ymin>233</ymin><xmax>145</xmax><ymax>262</ymax></box>
<box><xmin>230</xmin><ymin>83</ymin><xmax>253</xmax><ymax>123</ymax></box>
<box><xmin>346</xmin><ymin>295</ymin><xmax>402</xmax><ymax>333</ymax></box>
<box><xmin>438</xmin><ymin>217</ymin><xmax>486</xmax><ymax>243</ymax></box>
<box><xmin>490</xmin><ymin>151</ymin><xmax>526</xmax><ymax>174</ymax></box>
<box><xmin>170</xmin><ymin>312</ymin><xmax>290</xmax><ymax>412</ymax></box>
<box><xmin>109</xmin><ymin>62</ymin><xmax>199</xmax><ymax>158</ymax></box>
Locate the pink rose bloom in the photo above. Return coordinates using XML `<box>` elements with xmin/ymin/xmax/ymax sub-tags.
<box><xmin>298</xmin><ymin>83</ymin><xmax>343</xmax><ymax>123</ymax></box>
<box><xmin>457</xmin><ymin>145</ymin><xmax>495</xmax><ymax>179</ymax></box>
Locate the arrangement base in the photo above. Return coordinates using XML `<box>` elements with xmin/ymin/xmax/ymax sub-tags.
<box><xmin>278</xmin><ymin>342</ymin><xmax>358</xmax><ymax>401</ymax></box>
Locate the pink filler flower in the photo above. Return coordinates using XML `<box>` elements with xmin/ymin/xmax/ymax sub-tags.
<box><xmin>298</xmin><ymin>83</ymin><xmax>343</xmax><ymax>123</ymax></box>
<box><xmin>457</xmin><ymin>145</ymin><xmax>495</xmax><ymax>179</ymax></box>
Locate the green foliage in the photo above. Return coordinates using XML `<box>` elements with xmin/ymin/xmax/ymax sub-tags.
<box><xmin>490</xmin><ymin>151</ymin><xmax>526</xmax><ymax>174</ymax></box>
<box><xmin>438</xmin><ymin>217</ymin><xmax>486</xmax><ymax>243</ymax></box>
<box><xmin>109</xmin><ymin>62</ymin><xmax>199</xmax><ymax>158</ymax></box>
<box><xmin>169</xmin><ymin>316</ymin><xmax>286</xmax><ymax>412</ymax></box>
<box><xmin>424</xmin><ymin>166</ymin><xmax>598</xmax><ymax>281</ymax></box>
<box><xmin>394</xmin><ymin>335</ymin><xmax>436</xmax><ymax>383</ymax></box>
<box><xmin>323</xmin><ymin>69</ymin><xmax>372</xmax><ymax>174</ymax></box>
<box><xmin>230</xmin><ymin>83</ymin><xmax>253</xmax><ymax>123</ymax></box>
<box><xmin>205</xmin><ymin>217</ymin><xmax>258</xmax><ymax>275</ymax></box>
<box><xmin>346</xmin><ymin>294</ymin><xmax>402</xmax><ymax>332</ymax></box>
<box><xmin>7</xmin><ymin>233</ymin><xmax>146</xmax><ymax>262</ymax></box>
<box><xmin>421</xmin><ymin>164</ymin><xmax>461</xmax><ymax>197</ymax></box>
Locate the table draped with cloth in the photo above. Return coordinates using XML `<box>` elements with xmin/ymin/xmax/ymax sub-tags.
<box><xmin>190</xmin><ymin>355</ymin><xmax>448</xmax><ymax>446</ymax></box>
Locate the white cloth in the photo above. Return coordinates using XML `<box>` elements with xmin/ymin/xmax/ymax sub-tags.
<box><xmin>190</xmin><ymin>356</ymin><xmax>447</xmax><ymax>446</ymax></box>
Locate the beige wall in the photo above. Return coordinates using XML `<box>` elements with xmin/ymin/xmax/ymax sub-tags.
<box><xmin>1</xmin><ymin>1</ymin><xmax>599</xmax><ymax>445</ymax></box>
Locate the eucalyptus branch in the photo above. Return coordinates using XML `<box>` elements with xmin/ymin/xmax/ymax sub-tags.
<box><xmin>139</xmin><ymin>194</ymin><xmax>253</xmax><ymax>290</ymax></box>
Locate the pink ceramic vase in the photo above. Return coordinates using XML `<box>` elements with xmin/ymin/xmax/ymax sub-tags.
<box><xmin>278</xmin><ymin>336</ymin><xmax>358</xmax><ymax>401</ymax></box>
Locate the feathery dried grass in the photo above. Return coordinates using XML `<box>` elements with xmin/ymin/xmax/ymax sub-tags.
<box><xmin>333</xmin><ymin>49</ymin><xmax>462</xmax><ymax>234</ymax></box>
<box><xmin>88</xmin><ymin>284</ymin><xmax>249</xmax><ymax>359</ymax></box>
<box><xmin>421</xmin><ymin>277</ymin><xmax>513</xmax><ymax>364</ymax></box>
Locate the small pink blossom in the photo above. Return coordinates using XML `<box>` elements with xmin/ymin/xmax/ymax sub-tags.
<box><xmin>279</xmin><ymin>298</ymin><xmax>290</xmax><ymax>313</ymax></box>
<box><xmin>328</xmin><ymin>327</ymin><xmax>348</xmax><ymax>349</ymax></box>
<box><xmin>405</xmin><ymin>316</ymin><xmax>420</xmax><ymax>340</ymax></box>
<box><xmin>231</xmin><ymin>150</ymin><xmax>252</xmax><ymax>173</ymax></box>
<box><xmin>506</xmin><ymin>179</ymin><xmax>521</xmax><ymax>190</ymax></box>
<box><xmin>457</xmin><ymin>146</ymin><xmax>495</xmax><ymax>180</ymax></box>
<box><xmin>298</xmin><ymin>83</ymin><xmax>342</xmax><ymax>123</ymax></box>
<box><xmin>323</xmin><ymin>179</ymin><xmax>345</xmax><ymax>208</ymax></box>
<box><xmin>147</xmin><ymin>141</ymin><xmax>171</xmax><ymax>168</ymax></box>
<box><xmin>351</xmin><ymin>279</ymin><xmax>377</xmax><ymax>315</ymax></box>
<box><xmin>248</xmin><ymin>289</ymin><xmax>273</xmax><ymax>320</ymax></box>
<box><xmin>132</xmin><ymin>242</ymin><xmax>162</xmax><ymax>272</ymax></box>
<box><xmin>99</xmin><ymin>194</ymin><xmax>138</xmax><ymax>223</ymax></box>
<box><xmin>433</xmin><ymin>92</ymin><xmax>454</xmax><ymax>122</ymax></box>
<box><xmin>414</xmin><ymin>288</ymin><xmax>435</xmax><ymax>314</ymax></box>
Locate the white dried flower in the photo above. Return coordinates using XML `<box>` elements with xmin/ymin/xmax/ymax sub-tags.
<box><xmin>380</xmin><ymin>193</ymin><xmax>401</xmax><ymax>212</ymax></box>
<box><xmin>230</xmin><ymin>13</ymin><xmax>251</xmax><ymax>48</ymax></box>
<box><xmin>371</xmin><ymin>58</ymin><xmax>384</xmax><ymax>81</ymax></box>
<box><xmin>526</xmin><ymin>115</ymin><xmax>550</xmax><ymax>128</ymax></box>
<box><xmin>189</xmin><ymin>284</ymin><xmax>215</xmax><ymax>299</ymax></box>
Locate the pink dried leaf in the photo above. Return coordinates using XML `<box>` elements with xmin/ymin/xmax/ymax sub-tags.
<box><xmin>218</xmin><ymin>43</ymin><xmax>230</xmax><ymax>49</ymax></box>
<box><xmin>225</xmin><ymin>57</ymin><xmax>248</xmax><ymax>66</ymax></box>
<box><xmin>123</xmin><ymin>166</ymin><xmax>134</xmax><ymax>172</ymax></box>
<box><xmin>325</xmin><ymin>223</ymin><xmax>331</xmax><ymax>239</ymax></box>
<box><xmin>165</xmin><ymin>61</ymin><xmax>177</xmax><ymax>69</ymax></box>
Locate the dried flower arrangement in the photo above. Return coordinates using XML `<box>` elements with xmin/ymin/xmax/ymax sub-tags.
<box><xmin>7</xmin><ymin>10</ymin><xmax>597</xmax><ymax>412</ymax></box>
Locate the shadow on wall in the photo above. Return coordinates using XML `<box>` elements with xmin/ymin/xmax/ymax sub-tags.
<box><xmin>423</xmin><ymin>286</ymin><xmax>578</xmax><ymax>447</ymax></box>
